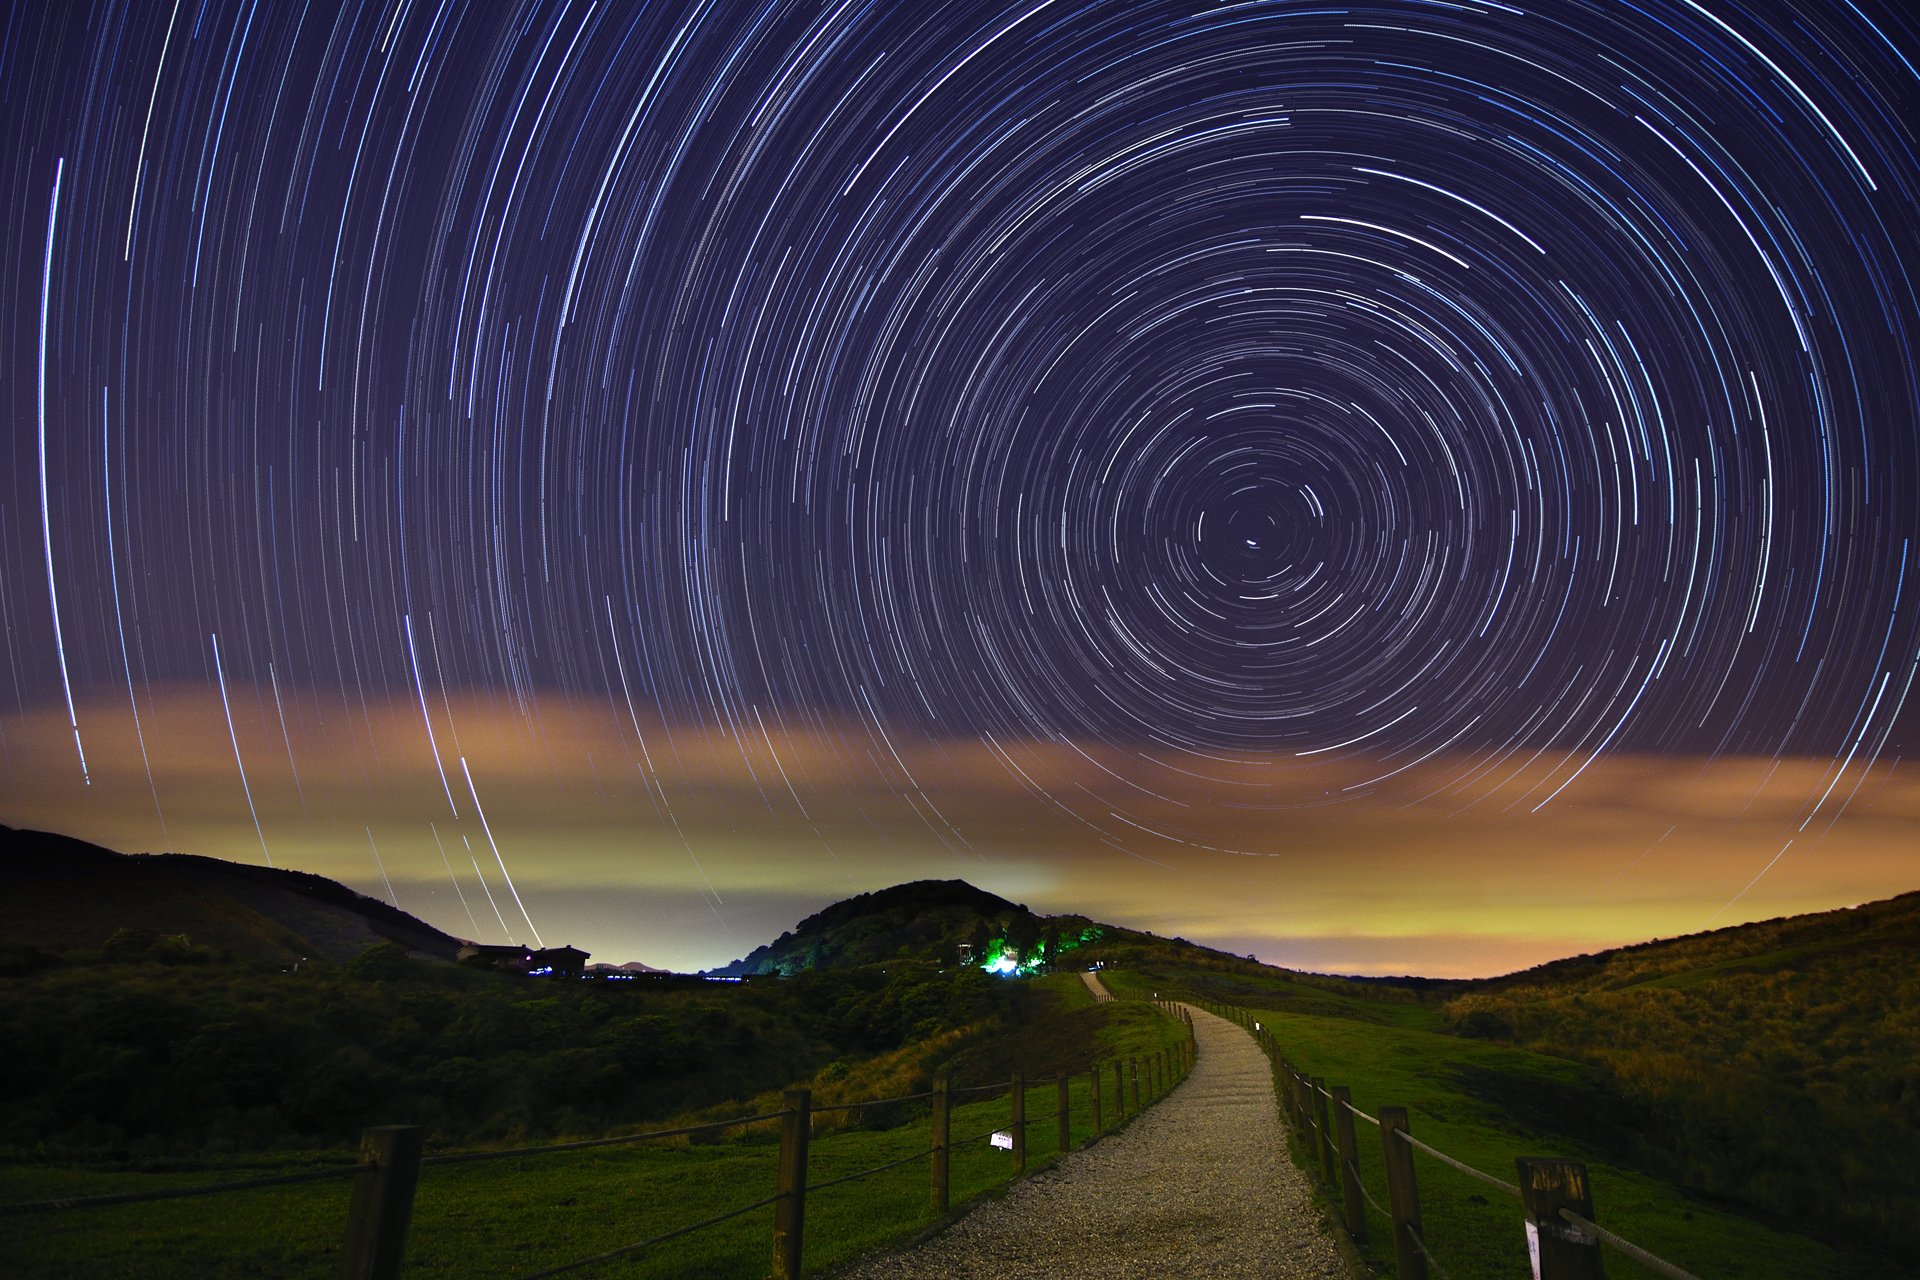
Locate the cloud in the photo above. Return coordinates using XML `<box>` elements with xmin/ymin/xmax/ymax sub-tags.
<box><xmin>3</xmin><ymin>686</ymin><xmax>1915</xmax><ymax>976</ymax></box>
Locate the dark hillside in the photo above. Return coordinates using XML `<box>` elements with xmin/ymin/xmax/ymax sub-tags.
<box><xmin>0</xmin><ymin>825</ymin><xmax>464</xmax><ymax>964</ymax></box>
<box><xmin>711</xmin><ymin>878</ymin><xmax>1030</xmax><ymax>974</ymax></box>
<box><xmin>1440</xmin><ymin>892</ymin><xmax>1920</xmax><ymax>1257</ymax></box>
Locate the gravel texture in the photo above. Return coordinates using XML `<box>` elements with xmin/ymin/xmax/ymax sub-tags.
<box><xmin>831</xmin><ymin>995</ymin><xmax>1349</xmax><ymax>1279</ymax></box>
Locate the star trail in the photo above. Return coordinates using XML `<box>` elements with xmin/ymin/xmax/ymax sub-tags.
<box><xmin>2</xmin><ymin>0</ymin><xmax>1917</xmax><ymax>974</ymax></box>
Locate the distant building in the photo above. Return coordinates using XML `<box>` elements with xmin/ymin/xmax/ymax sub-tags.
<box><xmin>530</xmin><ymin>945</ymin><xmax>589</xmax><ymax>978</ymax></box>
<box><xmin>457</xmin><ymin>943</ymin><xmax>533</xmax><ymax>972</ymax></box>
<box><xmin>458</xmin><ymin>941</ymin><xmax>590</xmax><ymax>977</ymax></box>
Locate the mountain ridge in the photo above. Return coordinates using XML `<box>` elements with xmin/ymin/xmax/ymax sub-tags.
<box><xmin>0</xmin><ymin>825</ymin><xmax>467</xmax><ymax>964</ymax></box>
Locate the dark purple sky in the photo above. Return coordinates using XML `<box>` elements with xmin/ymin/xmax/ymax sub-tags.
<box><xmin>3</xmin><ymin>0</ymin><xmax>1917</xmax><ymax>973</ymax></box>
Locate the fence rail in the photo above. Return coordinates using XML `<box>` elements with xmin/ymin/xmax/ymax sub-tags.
<box><xmin>0</xmin><ymin>1161</ymin><xmax>369</xmax><ymax>1214</ymax></box>
<box><xmin>7</xmin><ymin>992</ymin><xmax>1197</xmax><ymax>1278</ymax></box>
<box><xmin>1196</xmin><ymin>997</ymin><xmax>1706</xmax><ymax>1280</ymax></box>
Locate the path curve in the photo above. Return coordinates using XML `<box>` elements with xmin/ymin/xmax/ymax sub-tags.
<box><xmin>833</xmin><ymin>991</ymin><xmax>1346</xmax><ymax>1279</ymax></box>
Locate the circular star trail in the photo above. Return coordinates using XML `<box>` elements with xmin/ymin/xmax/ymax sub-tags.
<box><xmin>3</xmin><ymin>0</ymin><xmax>1917</xmax><ymax>872</ymax></box>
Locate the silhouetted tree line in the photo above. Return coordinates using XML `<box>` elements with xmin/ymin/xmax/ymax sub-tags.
<box><xmin>0</xmin><ymin>931</ymin><xmax>1009</xmax><ymax>1159</ymax></box>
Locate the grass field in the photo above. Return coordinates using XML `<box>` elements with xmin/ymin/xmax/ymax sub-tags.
<box><xmin>1098</xmin><ymin>968</ymin><xmax>1882</xmax><ymax>1280</ymax></box>
<box><xmin>0</xmin><ymin>976</ymin><xmax>1192</xmax><ymax>1278</ymax></box>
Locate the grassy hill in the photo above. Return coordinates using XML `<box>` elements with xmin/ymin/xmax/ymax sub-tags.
<box><xmin>1105</xmin><ymin>892</ymin><xmax>1919</xmax><ymax>1276</ymax></box>
<box><xmin>711</xmin><ymin>878</ymin><xmax>1053</xmax><ymax>975</ymax></box>
<box><xmin>0</xmin><ymin>825</ymin><xmax>466</xmax><ymax>966</ymax></box>
<box><xmin>5</xmin><ymin>825</ymin><xmax>1910</xmax><ymax>1274</ymax></box>
<box><xmin>0</xmin><ymin>851</ymin><xmax>1184</xmax><ymax>1161</ymax></box>
<box><xmin>1439</xmin><ymin>892</ymin><xmax>1920</xmax><ymax>1262</ymax></box>
<box><xmin>0</xmin><ymin>848</ymin><xmax>1198</xmax><ymax>1279</ymax></box>
<box><xmin>0</xmin><ymin>970</ymin><xmax>1197</xmax><ymax>1280</ymax></box>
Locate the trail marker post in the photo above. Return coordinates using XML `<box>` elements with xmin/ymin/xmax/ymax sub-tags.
<box><xmin>340</xmin><ymin>1125</ymin><xmax>422</xmax><ymax>1280</ymax></box>
<box><xmin>772</xmin><ymin>1089</ymin><xmax>810</xmax><ymax>1280</ymax></box>
<box><xmin>1517</xmin><ymin>1157</ymin><xmax>1603</xmax><ymax>1280</ymax></box>
<box><xmin>929</xmin><ymin>1076</ymin><xmax>951</xmax><ymax>1214</ymax></box>
<box><xmin>1379</xmin><ymin>1106</ymin><xmax>1427</xmax><ymax>1280</ymax></box>
<box><xmin>1333</xmin><ymin>1084</ymin><xmax>1367</xmax><ymax>1244</ymax></box>
<box><xmin>1312</xmin><ymin>1077</ymin><xmax>1338</xmax><ymax>1186</ymax></box>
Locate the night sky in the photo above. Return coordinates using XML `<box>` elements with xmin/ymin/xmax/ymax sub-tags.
<box><xmin>4</xmin><ymin>0</ymin><xmax>1918</xmax><ymax>975</ymax></box>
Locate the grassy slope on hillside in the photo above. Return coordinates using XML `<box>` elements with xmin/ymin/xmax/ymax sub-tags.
<box><xmin>1101</xmin><ymin>966</ymin><xmax>1884</xmax><ymax>1280</ymax></box>
<box><xmin>0</xmin><ymin>974</ymin><xmax>1193</xmax><ymax>1278</ymax></box>
<box><xmin>1440</xmin><ymin>893</ymin><xmax>1920</xmax><ymax>1257</ymax></box>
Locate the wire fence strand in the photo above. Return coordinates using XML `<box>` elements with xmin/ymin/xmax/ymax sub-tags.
<box><xmin>508</xmin><ymin>1191</ymin><xmax>783</xmax><ymax>1280</ymax></box>
<box><xmin>1405</xmin><ymin>1223</ymin><xmax>1456</xmax><ymax>1280</ymax></box>
<box><xmin>1217</xmin><ymin>998</ymin><xmax>1708</xmax><ymax>1280</ymax></box>
<box><xmin>1560</xmin><ymin>1208</ymin><xmax>1707</xmax><ymax>1280</ymax></box>
<box><xmin>807</xmin><ymin>1147</ymin><xmax>929</xmax><ymax>1193</ymax></box>
<box><xmin>1394</xmin><ymin>1129</ymin><xmax>1522</xmax><ymax>1198</ymax></box>
<box><xmin>0</xmin><ymin>1162</ymin><xmax>370</xmax><ymax>1214</ymax></box>
<box><xmin>419</xmin><ymin>1110</ymin><xmax>791</xmax><ymax>1167</ymax></box>
<box><xmin>948</xmin><ymin>1130</ymin><xmax>1004</xmax><ymax>1150</ymax></box>
<box><xmin>1347</xmin><ymin>1158</ymin><xmax>1392</xmax><ymax>1222</ymax></box>
<box><xmin>809</xmin><ymin>1090</ymin><xmax>935</xmax><ymax>1115</ymax></box>
<box><xmin>1341</xmin><ymin>1098</ymin><xmax>1382</xmax><ymax>1127</ymax></box>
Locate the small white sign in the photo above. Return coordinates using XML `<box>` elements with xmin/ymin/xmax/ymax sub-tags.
<box><xmin>989</xmin><ymin>1130</ymin><xmax>1014</xmax><ymax>1151</ymax></box>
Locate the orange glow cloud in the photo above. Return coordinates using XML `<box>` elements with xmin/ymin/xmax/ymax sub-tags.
<box><xmin>3</xmin><ymin>686</ymin><xmax>1915</xmax><ymax>976</ymax></box>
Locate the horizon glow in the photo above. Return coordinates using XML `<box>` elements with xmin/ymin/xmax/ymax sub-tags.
<box><xmin>2</xmin><ymin>0</ymin><xmax>1917</xmax><ymax>978</ymax></box>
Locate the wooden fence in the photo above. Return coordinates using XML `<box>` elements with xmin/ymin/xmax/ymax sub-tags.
<box><xmin>3</xmin><ymin>1001</ymin><xmax>1197</xmax><ymax>1279</ymax></box>
<box><xmin>1197</xmin><ymin>999</ymin><xmax>1705</xmax><ymax>1280</ymax></box>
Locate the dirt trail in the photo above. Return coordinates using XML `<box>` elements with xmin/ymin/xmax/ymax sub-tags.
<box><xmin>833</xmin><ymin>988</ymin><xmax>1346</xmax><ymax>1279</ymax></box>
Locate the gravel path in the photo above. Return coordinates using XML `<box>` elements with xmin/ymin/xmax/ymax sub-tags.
<box><xmin>832</xmin><ymin>993</ymin><xmax>1348</xmax><ymax>1279</ymax></box>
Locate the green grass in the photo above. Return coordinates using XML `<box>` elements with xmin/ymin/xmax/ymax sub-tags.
<box><xmin>1147</xmin><ymin>990</ymin><xmax>1874</xmax><ymax>1280</ymax></box>
<box><xmin>0</xmin><ymin>987</ymin><xmax>1194</xmax><ymax>1278</ymax></box>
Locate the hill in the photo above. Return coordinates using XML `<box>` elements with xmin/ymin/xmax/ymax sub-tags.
<box><xmin>1105</xmin><ymin>888</ymin><xmax>1919</xmax><ymax>1269</ymax></box>
<box><xmin>0</xmin><ymin>825</ymin><xmax>465</xmax><ymax>966</ymax></box>
<box><xmin>1438</xmin><ymin>891</ymin><xmax>1920</xmax><ymax>1258</ymax></box>
<box><xmin>710</xmin><ymin>877</ymin><xmax>1266</xmax><ymax>979</ymax></box>
<box><xmin>1471</xmin><ymin>888</ymin><xmax>1920</xmax><ymax>994</ymax></box>
<box><xmin>710</xmin><ymin>879</ymin><xmax>1038</xmax><ymax>975</ymax></box>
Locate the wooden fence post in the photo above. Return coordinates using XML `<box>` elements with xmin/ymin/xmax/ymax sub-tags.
<box><xmin>1312</xmin><ymin>1077</ymin><xmax>1338</xmax><ymax>1186</ymax></box>
<box><xmin>1379</xmin><ymin>1107</ymin><xmax>1427</xmax><ymax>1280</ymax></box>
<box><xmin>1130</xmin><ymin>1057</ymin><xmax>1141</xmax><ymax>1113</ymax></box>
<box><xmin>1516</xmin><ymin>1158</ymin><xmax>1604</xmax><ymax>1280</ymax></box>
<box><xmin>340</xmin><ymin>1125</ymin><xmax>423</xmax><ymax>1280</ymax></box>
<box><xmin>929</xmin><ymin>1076</ymin><xmax>951</xmax><ymax>1214</ymax></box>
<box><xmin>772</xmin><ymin>1088</ymin><xmax>810</xmax><ymax>1280</ymax></box>
<box><xmin>1091</xmin><ymin>1066</ymin><xmax>1102</xmax><ymax>1135</ymax></box>
<box><xmin>1057</xmin><ymin>1074</ymin><xmax>1071</xmax><ymax>1155</ymax></box>
<box><xmin>1332</xmin><ymin>1085</ymin><xmax>1367</xmax><ymax>1244</ymax></box>
<box><xmin>1114</xmin><ymin>1060</ymin><xmax>1125</xmax><ymax>1120</ymax></box>
<box><xmin>1010</xmin><ymin>1071</ymin><xmax>1026</xmax><ymax>1173</ymax></box>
